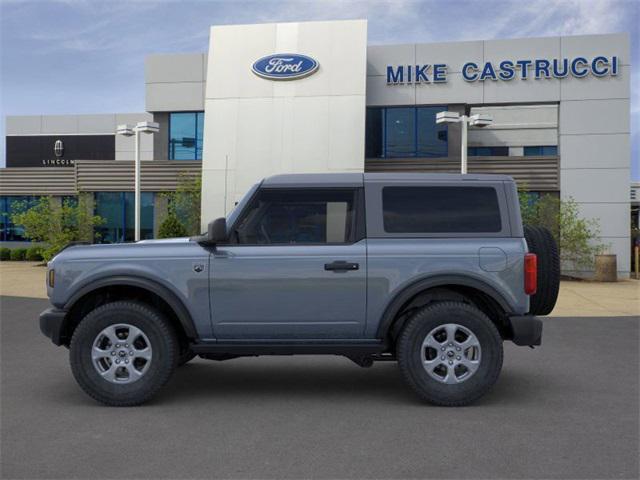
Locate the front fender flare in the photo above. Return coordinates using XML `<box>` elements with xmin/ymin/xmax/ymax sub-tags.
<box><xmin>64</xmin><ymin>275</ymin><xmax>198</xmax><ymax>339</ymax></box>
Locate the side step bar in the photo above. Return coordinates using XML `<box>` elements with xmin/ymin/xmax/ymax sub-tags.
<box><xmin>190</xmin><ymin>340</ymin><xmax>387</xmax><ymax>357</ymax></box>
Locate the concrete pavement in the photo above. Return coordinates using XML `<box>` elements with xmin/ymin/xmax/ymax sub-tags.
<box><xmin>1</xmin><ymin>295</ymin><xmax>638</xmax><ymax>479</ymax></box>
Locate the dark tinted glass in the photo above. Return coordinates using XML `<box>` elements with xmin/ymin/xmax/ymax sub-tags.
<box><xmin>524</xmin><ymin>145</ymin><xmax>558</xmax><ymax>156</ymax></box>
<box><xmin>468</xmin><ymin>146</ymin><xmax>509</xmax><ymax>156</ymax></box>
<box><xmin>416</xmin><ymin>107</ymin><xmax>448</xmax><ymax>157</ymax></box>
<box><xmin>234</xmin><ymin>189</ymin><xmax>355</xmax><ymax>245</ymax></box>
<box><xmin>365</xmin><ymin>106</ymin><xmax>448</xmax><ymax>159</ymax></box>
<box><xmin>365</xmin><ymin>108</ymin><xmax>383</xmax><ymax>158</ymax></box>
<box><xmin>95</xmin><ymin>192</ymin><xmax>154</xmax><ymax>243</ymax></box>
<box><xmin>0</xmin><ymin>196</ymin><xmax>40</xmax><ymax>241</ymax></box>
<box><xmin>541</xmin><ymin>145</ymin><xmax>558</xmax><ymax>156</ymax></box>
<box><xmin>385</xmin><ymin>108</ymin><xmax>415</xmax><ymax>157</ymax></box>
<box><xmin>382</xmin><ymin>186</ymin><xmax>502</xmax><ymax>233</ymax></box>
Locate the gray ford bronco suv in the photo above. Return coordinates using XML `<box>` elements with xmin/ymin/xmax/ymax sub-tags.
<box><xmin>40</xmin><ymin>173</ymin><xmax>559</xmax><ymax>406</ymax></box>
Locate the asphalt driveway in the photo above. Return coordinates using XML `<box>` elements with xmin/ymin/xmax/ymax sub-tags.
<box><xmin>1</xmin><ymin>295</ymin><xmax>638</xmax><ymax>479</ymax></box>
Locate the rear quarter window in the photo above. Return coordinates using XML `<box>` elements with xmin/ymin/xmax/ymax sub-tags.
<box><xmin>382</xmin><ymin>186</ymin><xmax>502</xmax><ymax>233</ymax></box>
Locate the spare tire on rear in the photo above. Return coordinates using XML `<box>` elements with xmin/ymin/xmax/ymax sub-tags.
<box><xmin>524</xmin><ymin>225</ymin><xmax>560</xmax><ymax>315</ymax></box>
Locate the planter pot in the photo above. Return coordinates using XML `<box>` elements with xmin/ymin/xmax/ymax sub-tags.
<box><xmin>594</xmin><ymin>254</ymin><xmax>617</xmax><ymax>282</ymax></box>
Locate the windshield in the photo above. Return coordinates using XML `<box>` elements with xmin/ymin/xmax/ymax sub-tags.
<box><xmin>226</xmin><ymin>182</ymin><xmax>260</xmax><ymax>230</ymax></box>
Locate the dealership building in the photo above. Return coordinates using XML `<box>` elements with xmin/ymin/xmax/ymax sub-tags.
<box><xmin>0</xmin><ymin>20</ymin><xmax>632</xmax><ymax>276</ymax></box>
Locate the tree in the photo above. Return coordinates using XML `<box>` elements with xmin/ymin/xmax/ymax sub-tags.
<box><xmin>11</xmin><ymin>196</ymin><xmax>105</xmax><ymax>261</ymax></box>
<box><xmin>518</xmin><ymin>189</ymin><xmax>606</xmax><ymax>270</ymax></box>
<box><xmin>158</xmin><ymin>212</ymin><xmax>188</xmax><ymax>239</ymax></box>
<box><xmin>161</xmin><ymin>173</ymin><xmax>202</xmax><ymax>236</ymax></box>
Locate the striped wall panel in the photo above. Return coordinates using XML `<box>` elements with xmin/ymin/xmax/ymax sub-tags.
<box><xmin>75</xmin><ymin>160</ymin><xmax>202</xmax><ymax>192</ymax></box>
<box><xmin>0</xmin><ymin>167</ymin><xmax>76</xmax><ymax>195</ymax></box>
<box><xmin>365</xmin><ymin>156</ymin><xmax>559</xmax><ymax>191</ymax></box>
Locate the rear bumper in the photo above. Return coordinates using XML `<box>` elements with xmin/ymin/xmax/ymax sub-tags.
<box><xmin>39</xmin><ymin>307</ymin><xmax>67</xmax><ymax>346</ymax></box>
<box><xmin>508</xmin><ymin>315</ymin><xmax>542</xmax><ymax>346</ymax></box>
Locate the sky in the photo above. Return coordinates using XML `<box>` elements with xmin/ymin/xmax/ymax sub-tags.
<box><xmin>1</xmin><ymin>0</ymin><xmax>638</xmax><ymax>178</ymax></box>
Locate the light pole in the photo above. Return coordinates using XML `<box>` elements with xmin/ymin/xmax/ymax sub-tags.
<box><xmin>116</xmin><ymin>121</ymin><xmax>159</xmax><ymax>241</ymax></box>
<box><xmin>436</xmin><ymin>111</ymin><xmax>492</xmax><ymax>174</ymax></box>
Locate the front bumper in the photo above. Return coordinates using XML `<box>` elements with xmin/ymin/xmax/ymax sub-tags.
<box><xmin>509</xmin><ymin>315</ymin><xmax>542</xmax><ymax>346</ymax></box>
<box><xmin>39</xmin><ymin>307</ymin><xmax>67</xmax><ymax>346</ymax></box>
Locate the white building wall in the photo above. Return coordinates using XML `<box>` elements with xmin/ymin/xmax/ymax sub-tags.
<box><xmin>200</xmin><ymin>20</ymin><xmax>367</xmax><ymax>224</ymax></box>
<box><xmin>145</xmin><ymin>54</ymin><xmax>207</xmax><ymax>112</ymax></box>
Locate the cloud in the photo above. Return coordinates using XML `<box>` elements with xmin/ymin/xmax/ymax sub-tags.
<box><xmin>1</xmin><ymin>0</ymin><xmax>638</xmax><ymax>175</ymax></box>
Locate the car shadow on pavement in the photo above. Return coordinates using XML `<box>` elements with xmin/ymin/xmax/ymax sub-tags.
<box><xmin>151</xmin><ymin>358</ymin><xmax>543</xmax><ymax>407</ymax></box>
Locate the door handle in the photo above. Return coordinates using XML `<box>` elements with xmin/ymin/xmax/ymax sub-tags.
<box><xmin>324</xmin><ymin>261</ymin><xmax>359</xmax><ymax>272</ymax></box>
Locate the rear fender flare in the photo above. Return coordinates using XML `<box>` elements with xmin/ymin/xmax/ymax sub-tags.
<box><xmin>375</xmin><ymin>274</ymin><xmax>512</xmax><ymax>339</ymax></box>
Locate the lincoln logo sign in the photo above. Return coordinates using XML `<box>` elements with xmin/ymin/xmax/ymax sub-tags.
<box><xmin>54</xmin><ymin>139</ymin><xmax>64</xmax><ymax>158</ymax></box>
<box><xmin>252</xmin><ymin>54</ymin><xmax>319</xmax><ymax>80</ymax></box>
<box><xmin>386</xmin><ymin>55</ymin><xmax>620</xmax><ymax>84</ymax></box>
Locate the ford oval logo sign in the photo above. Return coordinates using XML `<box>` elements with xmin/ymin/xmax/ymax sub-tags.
<box><xmin>252</xmin><ymin>53</ymin><xmax>319</xmax><ymax>80</ymax></box>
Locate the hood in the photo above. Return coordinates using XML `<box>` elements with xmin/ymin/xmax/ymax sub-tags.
<box><xmin>49</xmin><ymin>237</ymin><xmax>195</xmax><ymax>264</ymax></box>
<box><xmin>136</xmin><ymin>237</ymin><xmax>191</xmax><ymax>244</ymax></box>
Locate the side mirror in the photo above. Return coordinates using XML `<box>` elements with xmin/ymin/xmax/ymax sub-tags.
<box><xmin>208</xmin><ymin>217</ymin><xmax>227</xmax><ymax>244</ymax></box>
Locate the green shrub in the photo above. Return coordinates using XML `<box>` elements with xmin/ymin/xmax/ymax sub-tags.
<box><xmin>519</xmin><ymin>189</ymin><xmax>605</xmax><ymax>270</ymax></box>
<box><xmin>26</xmin><ymin>246</ymin><xmax>43</xmax><ymax>261</ymax></box>
<box><xmin>0</xmin><ymin>248</ymin><xmax>10</xmax><ymax>261</ymax></box>
<box><xmin>158</xmin><ymin>213</ymin><xmax>188</xmax><ymax>239</ymax></box>
<box><xmin>10</xmin><ymin>195</ymin><xmax>104</xmax><ymax>261</ymax></box>
<box><xmin>10</xmin><ymin>248</ymin><xmax>27</xmax><ymax>261</ymax></box>
<box><xmin>161</xmin><ymin>173</ymin><xmax>202</xmax><ymax>236</ymax></box>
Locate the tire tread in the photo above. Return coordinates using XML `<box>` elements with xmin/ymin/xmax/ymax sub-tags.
<box><xmin>69</xmin><ymin>300</ymin><xmax>177</xmax><ymax>407</ymax></box>
<box><xmin>397</xmin><ymin>301</ymin><xmax>503</xmax><ymax>407</ymax></box>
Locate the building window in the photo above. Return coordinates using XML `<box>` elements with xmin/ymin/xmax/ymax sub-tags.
<box><xmin>169</xmin><ymin>112</ymin><xmax>204</xmax><ymax>160</ymax></box>
<box><xmin>95</xmin><ymin>192</ymin><xmax>154</xmax><ymax>243</ymax></box>
<box><xmin>0</xmin><ymin>196</ymin><xmax>40</xmax><ymax>242</ymax></box>
<box><xmin>524</xmin><ymin>146</ymin><xmax>558</xmax><ymax>156</ymax></box>
<box><xmin>366</xmin><ymin>106</ymin><xmax>448</xmax><ymax>158</ymax></box>
<box><xmin>468</xmin><ymin>146</ymin><xmax>509</xmax><ymax>156</ymax></box>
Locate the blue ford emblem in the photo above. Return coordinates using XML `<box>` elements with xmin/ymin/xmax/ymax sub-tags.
<box><xmin>252</xmin><ymin>53</ymin><xmax>319</xmax><ymax>80</ymax></box>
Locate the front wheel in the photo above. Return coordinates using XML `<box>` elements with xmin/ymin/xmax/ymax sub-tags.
<box><xmin>397</xmin><ymin>301</ymin><xmax>503</xmax><ymax>406</ymax></box>
<box><xmin>69</xmin><ymin>301</ymin><xmax>178</xmax><ymax>406</ymax></box>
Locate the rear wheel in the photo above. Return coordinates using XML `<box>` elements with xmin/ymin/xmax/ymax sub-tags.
<box><xmin>69</xmin><ymin>301</ymin><xmax>178</xmax><ymax>406</ymax></box>
<box><xmin>524</xmin><ymin>225</ymin><xmax>560</xmax><ymax>315</ymax></box>
<box><xmin>397</xmin><ymin>302</ymin><xmax>503</xmax><ymax>406</ymax></box>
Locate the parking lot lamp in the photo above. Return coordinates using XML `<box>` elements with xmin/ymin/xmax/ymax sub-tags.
<box><xmin>436</xmin><ymin>111</ymin><xmax>492</xmax><ymax>174</ymax></box>
<box><xmin>116</xmin><ymin>122</ymin><xmax>159</xmax><ymax>241</ymax></box>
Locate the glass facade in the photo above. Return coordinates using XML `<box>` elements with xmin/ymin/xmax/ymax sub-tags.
<box><xmin>0</xmin><ymin>196</ymin><xmax>39</xmax><ymax>242</ymax></box>
<box><xmin>524</xmin><ymin>146</ymin><xmax>558</xmax><ymax>156</ymax></box>
<box><xmin>95</xmin><ymin>192</ymin><xmax>154</xmax><ymax>243</ymax></box>
<box><xmin>169</xmin><ymin>112</ymin><xmax>204</xmax><ymax>160</ymax></box>
<box><xmin>366</xmin><ymin>106</ymin><xmax>448</xmax><ymax>158</ymax></box>
<box><xmin>468</xmin><ymin>146</ymin><xmax>509</xmax><ymax>156</ymax></box>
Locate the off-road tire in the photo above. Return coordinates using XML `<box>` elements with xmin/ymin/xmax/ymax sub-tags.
<box><xmin>397</xmin><ymin>301</ymin><xmax>503</xmax><ymax>406</ymax></box>
<box><xmin>69</xmin><ymin>301</ymin><xmax>178</xmax><ymax>406</ymax></box>
<box><xmin>524</xmin><ymin>225</ymin><xmax>560</xmax><ymax>315</ymax></box>
<box><xmin>177</xmin><ymin>350</ymin><xmax>197</xmax><ymax>366</ymax></box>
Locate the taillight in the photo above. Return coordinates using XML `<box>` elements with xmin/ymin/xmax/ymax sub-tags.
<box><xmin>524</xmin><ymin>253</ymin><xmax>537</xmax><ymax>295</ymax></box>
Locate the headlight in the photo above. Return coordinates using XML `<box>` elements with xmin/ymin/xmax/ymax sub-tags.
<box><xmin>48</xmin><ymin>269</ymin><xmax>55</xmax><ymax>288</ymax></box>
